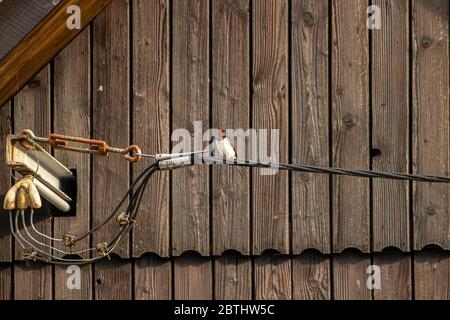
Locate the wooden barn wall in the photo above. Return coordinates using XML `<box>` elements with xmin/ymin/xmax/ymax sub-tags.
<box><xmin>2</xmin><ymin>250</ymin><xmax>450</xmax><ymax>300</ymax></box>
<box><xmin>0</xmin><ymin>0</ymin><xmax>449</xmax><ymax>300</ymax></box>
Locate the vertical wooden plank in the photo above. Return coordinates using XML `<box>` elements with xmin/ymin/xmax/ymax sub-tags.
<box><xmin>0</xmin><ymin>102</ymin><xmax>12</xmax><ymax>262</ymax></box>
<box><xmin>53</xmin><ymin>27</ymin><xmax>92</xmax><ymax>300</ymax></box>
<box><xmin>92</xmin><ymin>0</ymin><xmax>131</xmax><ymax>299</ymax></box>
<box><xmin>13</xmin><ymin>66</ymin><xmax>53</xmax><ymax>299</ymax></box>
<box><xmin>291</xmin><ymin>0</ymin><xmax>330</xmax><ymax>254</ymax></box>
<box><xmin>252</xmin><ymin>0</ymin><xmax>289</xmax><ymax>255</ymax></box>
<box><xmin>373</xmin><ymin>251</ymin><xmax>412</xmax><ymax>300</ymax></box>
<box><xmin>372</xmin><ymin>0</ymin><xmax>409</xmax><ymax>251</ymax></box>
<box><xmin>412</xmin><ymin>0</ymin><xmax>449</xmax><ymax>250</ymax></box>
<box><xmin>214</xmin><ymin>253</ymin><xmax>252</xmax><ymax>300</ymax></box>
<box><xmin>331</xmin><ymin>0</ymin><xmax>370</xmax><ymax>252</ymax></box>
<box><xmin>94</xmin><ymin>257</ymin><xmax>132</xmax><ymax>300</ymax></box>
<box><xmin>174</xmin><ymin>254</ymin><xmax>213</xmax><ymax>300</ymax></box>
<box><xmin>333</xmin><ymin>251</ymin><xmax>371</xmax><ymax>300</ymax></box>
<box><xmin>13</xmin><ymin>67</ymin><xmax>52</xmax><ymax>259</ymax></box>
<box><xmin>14</xmin><ymin>262</ymin><xmax>52</xmax><ymax>300</ymax></box>
<box><xmin>172</xmin><ymin>0</ymin><xmax>210</xmax><ymax>256</ymax></box>
<box><xmin>212</xmin><ymin>0</ymin><xmax>250</xmax><ymax>255</ymax></box>
<box><xmin>92</xmin><ymin>0</ymin><xmax>130</xmax><ymax>257</ymax></box>
<box><xmin>254</xmin><ymin>255</ymin><xmax>291</xmax><ymax>300</ymax></box>
<box><xmin>292</xmin><ymin>252</ymin><xmax>331</xmax><ymax>300</ymax></box>
<box><xmin>132</xmin><ymin>0</ymin><xmax>170</xmax><ymax>258</ymax></box>
<box><xmin>414</xmin><ymin>250</ymin><xmax>450</xmax><ymax>300</ymax></box>
<box><xmin>135</xmin><ymin>255</ymin><xmax>172</xmax><ymax>300</ymax></box>
<box><xmin>0</xmin><ymin>264</ymin><xmax>12</xmax><ymax>300</ymax></box>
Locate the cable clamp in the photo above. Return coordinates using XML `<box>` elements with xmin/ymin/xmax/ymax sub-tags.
<box><xmin>116</xmin><ymin>212</ymin><xmax>135</xmax><ymax>226</ymax></box>
<box><xmin>23</xmin><ymin>248</ymin><xmax>38</xmax><ymax>262</ymax></box>
<box><xmin>63</xmin><ymin>233</ymin><xmax>76</xmax><ymax>247</ymax></box>
<box><xmin>158</xmin><ymin>156</ymin><xmax>193</xmax><ymax>171</ymax></box>
<box><xmin>96</xmin><ymin>242</ymin><xmax>109</xmax><ymax>258</ymax></box>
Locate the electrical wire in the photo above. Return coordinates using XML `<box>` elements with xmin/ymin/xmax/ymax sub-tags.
<box><xmin>11</xmin><ymin>131</ymin><xmax>450</xmax><ymax>266</ymax></box>
<box><xmin>9</xmin><ymin>211</ymin><xmax>25</xmax><ymax>249</ymax></box>
<box><xmin>74</xmin><ymin>162</ymin><xmax>158</xmax><ymax>241</ymax></box>
<box><xmin>14</xmin><ymin>162</ymin><xmax>159</xmax><ymax>265</ymax></box>
<box><xmin>30</xmin><ymin>209</ymin><xmax>63</xmax><ymax>242</ymax></box>
<box><xmin>200</xmin><ymin>156</ymin><xmax>450</xmax><ymax>184</ymax></box>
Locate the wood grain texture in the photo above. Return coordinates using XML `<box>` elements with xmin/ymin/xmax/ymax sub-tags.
<box><xmin>91</xmin><ymin>2</ymin><xmax>132</xmax><ymax>300</ymax></box>
<box><xmin>14</xmin><ymin>262</ymin><xmax>52</xmax><ymax>300</ymax></box>
<box><xmin>132</xmin><ymin>0</ymin><xmax>170</xmax><ymax>258</ymax></box>
<box><xmin>13</xmin><ymin>66</ymin><xmax>53</xmax><ymax>300</ymax></box>
<box><xmin>174</xmin><ymin>254</ymin><xmax>213</xmax><ymax>299</ymax></box>
<box><xmin>2</xmin><ymin>0</ymin><xmax>450</xmax><ymax>301</ymax></box>
<box><xmin>292</xmin><ymin>252</ymin><xmax>330</xmax><ymax>300</ymax></box>
<box><xmin>252</xmin><ymin>0</ymin><xmax>289</xmax><ymax>255</ymax></box>
<box><xmin>214</xmin><ymin>253</ymin><xmax>252</xmax><ymax>300</ymax></box>
<box><xmin>372</xmin><ymin>0</ymin><xmax>409</xmax><ymax>251</ymax></box>
<box><xmin>172</xmin><ymin>0</ymin><xmax>210</xmax><ymax>256</ymax></box>
<box><xmin>414</xmin><ymin>250</ymin><xmax>450</xmax><ymax>300</ymax></box>
<box><xmin>333</xmin><ymin>251</ymin><xmax>371</xmax><ymax>300</ymax></box>
<box><xmin>291</xmin><ymin>0</ymin><xmax>329</xmax><ymax>254</ymax></box>
<box><xmin>0</xmin><ymin>264</ymin><xmax>12</xmax><ymax>300</ymax></box>
<box><xmin>0</xmin><ymin>0</ymin><xmax>113</xmax><ymax>109</ymax></box>
<box><xmin>92</xmin><ymin>0</ymin><xmax>130</xmax><ymax>258</ymax></box>
<box><xmin>212</xmin><ymin>0</ymin><xmax>250</xmax><ymax>255</ymax></box>
<box><xmin>412</xmin><ymin>0</ymin><xmax>450</xmax><ymax>250</ymax></box>
<box><xmin>13</xmin><ymin>66</ymin><xmax>52</xmax><ymax>260</ymax></box>
<box><xmin>53</xmin><ymin>27</ymin><xmax>92</xmax><ymax>300</ymax></box>
<box><xmin>94</xmin><ymin>257</ymin><xmax>132</xmax><ymax>300</ymax></box>
<box><xmin>254</xmin><ymin>255</ymin><xmax>291</xmax><ymax>300</ymax></box>
<box><xmin>135</xmin><ymin>255</ymin><xmax>172</xmax><ymax>300</ymax></box>
<box><xmin>0</xmin><ymin>0</ymin><xmax>55</xmax><ymax>60</ymax></box>
<box><xmin>0</xmin><ymin>102</ymin><xmax>12</xmax><ymax>262</ymax></box>
<box><xmin>373</xmin><ymin>251</ymin><xmax>411</xmax><ymax>300</ymax></box>
<box><xmin>331</xmin><ymin>0</ymin><xmax>370</xmax><ymax>253</ymax></box>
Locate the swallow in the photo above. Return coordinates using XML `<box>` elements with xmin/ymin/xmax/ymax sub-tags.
<box><xmin>214</xmin><ymin>129</ymin><xmax>237</xmax><ymax>160</ymax></box>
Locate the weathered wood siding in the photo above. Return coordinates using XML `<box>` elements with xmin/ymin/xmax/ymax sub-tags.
<box><xmin>0</xmin><ymin>0</ymin><xmax>449</xmax><ymax>300</ymax></box>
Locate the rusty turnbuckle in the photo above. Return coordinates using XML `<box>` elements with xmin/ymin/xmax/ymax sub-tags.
<box><xmin>20</xmin><ymin>129</ymin><xmax>142</xmax><ymax>163</ymax></box>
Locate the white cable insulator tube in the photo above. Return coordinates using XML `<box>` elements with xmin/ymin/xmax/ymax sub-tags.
<box><xmin>33</xmin><ymin>179</ymin><xmax>71</xmax><ymax>213</ymax></box>
<box><xmin>158</xmin><ymin>156</ymin><xmax>193</xmax><ymax>171</ymax></box>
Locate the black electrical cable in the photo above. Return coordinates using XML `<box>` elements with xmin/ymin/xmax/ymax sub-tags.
<box><xmin>20</xmin><ymin>151</ymin><xmax>450</xmax><ymax>266</ymax></box>
<box><xmin>28</xmin><ymin>163</ymin><xmax>159</xmax><ymax>266</ymax></box>
<box><xmin>75</xmin><ymin>162</ymin><xmax>159</xmax><ymax>241</ymax></box>
<box><xmin>200</xmin><ymin>156</ymin><xmax>450</xmax><ymax>184</ymax></box>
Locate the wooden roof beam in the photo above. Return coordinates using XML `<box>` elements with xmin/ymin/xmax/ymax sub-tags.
<box><xmin>0</xmin><ymin>0</ymin><xmax>112</xmax><ymax>109</ymax></box>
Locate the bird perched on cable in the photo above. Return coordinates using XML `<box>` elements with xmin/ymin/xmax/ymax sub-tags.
<box><xmin>212</xmin><ymin>129</ymin><xmax>237</xmax><ymax>160</ymax></box>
